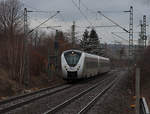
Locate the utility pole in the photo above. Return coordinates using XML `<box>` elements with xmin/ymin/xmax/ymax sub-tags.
<box><xmin>23</xmin><ymin>9</ymin><xmax>60</xmax><ymax>81</ymax></box>
<box><xmin>72</xmin><ymin>21</ymin><xmax>75</xmax><ymax>48</ymax></box>
<box><xmin>98</xmin><ymin>7</ymin><xmax>134</xmax><ymax>57</ymax></box>
<box><xmin>23</xmin><ymin>8</ymin><xmax>30</xmax><ymax>88</ymax></box>
<box><xmin>48</xmin><ymin>30</ymin><xmax>59</xmax><ymax>79</ymax></box>
<box><xmin>138</xmin><ymin>15</ymin><xmax>147</xmax><ymax>59</ymax></box>
<box><xmin>143</xmin><ymin>15</ymin><xmax>147</xmax><ymax>48</ymax></box>
<box><xmin>129</xmin><ymin>6</ymin><xmax>133</xmax><ymax>57</ymax></box>
<box><xmin>139</xmin><ymin>20</ymin><xmax>144</xmax><ymax>49</ymax></box>
<box><xmin>55</xmin><ymin>30</ymin><xmax>59</xmax><ymax>72</ymax></box>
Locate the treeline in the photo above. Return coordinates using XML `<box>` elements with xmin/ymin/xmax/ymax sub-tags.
<box><xmin>80</xmin><ymin>29</ymin><xmax>101</xmax><ymax>55</ymax></box>
<box><xmin>0</xmin><ymin>0</ymin><xmax>74</xmax><ymax>88</ymax></box>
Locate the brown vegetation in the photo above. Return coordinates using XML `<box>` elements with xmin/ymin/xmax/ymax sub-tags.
<box><xmin>0</xmin><ymin>0</ymin><xmax>74</xmax><ymax>98</ymax></box>
<box><xmin>138</xmin><ymin>46</ymin><xmax>150</xmax><ymax>107</ymax></box>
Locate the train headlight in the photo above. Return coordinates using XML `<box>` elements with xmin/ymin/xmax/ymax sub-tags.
<box><xmin>64</xmin><ymin>66</ymin><xmax>68</xmax><ymax>71</ymax></box>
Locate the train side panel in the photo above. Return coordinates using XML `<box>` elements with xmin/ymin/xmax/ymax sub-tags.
<box><xmin>98</xmin><ymin>57</ymin><xmax>110</xmax><ymax>73</ymax></box>
<box><xmin>82</xmin><ymin>53</ymin><xmax>99</xmax><ymax>78</ymax></box>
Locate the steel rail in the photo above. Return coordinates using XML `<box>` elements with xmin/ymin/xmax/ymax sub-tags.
<box><xmin>44</xmin><ymin>75</ymin><xmax>115</xmax><ymax>114</ymax></box>
<box><xmin>0</xmin><ymin>84</ymin><xmax>71</xmax><ymax>113</ymax></box>
<box><xmin>0</xmin><ymin>83</ymin><xmax>66</xmax><ymax>105</ymax></box>
<box><xmin>78</xmin><ymin>76</ymin><xmax>119</xmax><ymax>114</ymax></box>
<box><xmin>0</xmin><ymin>70</ymin><xmax>116</xmax><ymax>113</ymax></box>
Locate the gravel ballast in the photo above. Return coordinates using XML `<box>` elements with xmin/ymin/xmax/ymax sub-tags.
<box><xmin>86</xmin><ymin>70</ymin><xmax>134</xmax><ymax>114</ymax></box>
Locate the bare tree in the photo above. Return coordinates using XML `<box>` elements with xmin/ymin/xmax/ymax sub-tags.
<box><xmin>0</xmin><ymin>0</ymin><xmax>24</xmax><ymax>89</ymax></box>
<box><xmin>0</xmin><ymin>0</ymin><xmax>23</xmax><ymax>35</ymax></box>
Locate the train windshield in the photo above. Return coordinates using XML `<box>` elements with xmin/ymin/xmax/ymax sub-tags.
<box><xmin>64</xmin><ymin>51</ymin><xmax>81</xmax><ymax>67</ymax></box>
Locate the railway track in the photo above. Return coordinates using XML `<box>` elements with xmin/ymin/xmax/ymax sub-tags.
<box><xmin>0</xmin><ymin>70</ymin><xmax>117</xmax><ymax>114</ymax></box>
<box><xmin>0</xmin><ymin>84</ymin><xmax>72</xmax><ymax>113</ymax></box>
<box><xmin>44</xmin><ymin>74</ymin><xmax>119</xmax><ymax>114</ymax></box>
<box><xmin>78</xmin><ymin>77</ymin><xmax>119</xmax><ymax>114</ymax></box>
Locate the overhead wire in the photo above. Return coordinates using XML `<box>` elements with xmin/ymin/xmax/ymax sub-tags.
<box><xmin>27</xmin><ymin>10</ymin><xmax>57</xmax><ymax>14</ymax></box>
<box><xmin>58</xmin><ymin>13</ymin><xmax>65</xmax><ymax>22</ymax></box>
<box><xmin>22</xmin><ymin>1</ymin><xmax>42</xmax><ymax>11</ymax></box>
<box><xmin>26</xmin><ymin>12</ymin><xmax>50</xmax><ymax>28</ymax></box>
<box><xmin>40</xmin><ymin>26</ymin><xmax>62</xmax><ymax>31</ymax></box>
<box><xmin>111</xmin><ymin>32</ymin><xmax>128</xmax><ymax>42</ymax></box>
<box><xmin>79</xmin><ymin>0</ymin><xmax>100</xmax><ymax>27</ymax></box>
<box><xmin>97</xmin><ymin>10</ymin><xmax>128</xmax><ymax>14</ymax></box>
<box><xmin>77</xmin><ymin>1</ymin><xmax>128</xmax><ymax>44</ymax></box>
<box><xmin>71</xmin><ymin>0</ymin><xmax>107</xmax><ymax>41</ymax></box>
<box><xmin>78</xmin><ymin>0</ymin><xmax>119</xmax><ymax>39</ymax></box>
<box><xmin>22</xmin><ymin>2</ymin><xmax>61</xmax><ymax>29</ymax></box>
<box><xmin>71</xmin><ymin>0</ymin><xmax>93</xmax><ymax>27</ymax></box>
<box><xmin>79</xmin><ymin>0</ymin><xmax>96</xmax><ymax>14</ymax></box>
<box><xmin>97</xmin><ymin>11</ymin><xmax>129</xmax><ymax>33</ymax></box>
<box><xmin>27</xmin><ymin>11</ymin><xmax>60</xmax><ymax>35</ymax></box>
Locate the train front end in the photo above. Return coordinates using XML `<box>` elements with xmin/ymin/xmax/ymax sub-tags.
<box><xmin>61</xmin><ymin>50</ymin><xmax>83</xmax><ymax>80</ymax></box>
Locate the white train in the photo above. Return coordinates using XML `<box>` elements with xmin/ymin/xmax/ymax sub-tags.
<box><xmin>61</xmin><ymin>49</ymin><xmax>110</xmax><ymax>80</ymax></box>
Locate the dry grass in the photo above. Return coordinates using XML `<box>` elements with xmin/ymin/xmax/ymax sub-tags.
<box><xmin>0</xmin><ymin>68</ymin><xmax>65</xmax><ymax>98</ymax></box>
<box><xmin>0</xmin><ymin>69</ymin><xmax>16</xmax><ymax>98</ymax></box>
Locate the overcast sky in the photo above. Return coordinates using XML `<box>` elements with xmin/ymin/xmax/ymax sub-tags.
<box><xmin>22</xmin><ymin>0</ymin><xmax>150</xmax><ymax>44</ymax></box>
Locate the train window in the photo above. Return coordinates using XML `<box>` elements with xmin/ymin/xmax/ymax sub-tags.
<box><xmin>85</xmin><ymin>57</ymin><xmax>98</xmax><ymax>69</ymax></box>
<box><xmin>64</xmin><ymin>51</ymin><xmax>81</xmax><ymax>67</ymax></box>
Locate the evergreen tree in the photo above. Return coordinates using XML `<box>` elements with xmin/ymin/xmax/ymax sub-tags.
<box><xmin>88</xmin><ymin>29</ymin><xmax>100</xmax><ymax>55</ymax></box>
<box><xmin>80</xmin><ymin>29</ymin><xmax>90</xmax><ymax>52</ymax></box>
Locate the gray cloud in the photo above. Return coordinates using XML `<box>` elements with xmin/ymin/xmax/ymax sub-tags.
<box><xmin>137</xmin><ymin>0</ymin><xmax>150</xmax><ymax>5</ymax></box>
<box><xmin>22</xmin><ymin>0</ymin><xmax>150</xmax><ymax>44</ymax></box>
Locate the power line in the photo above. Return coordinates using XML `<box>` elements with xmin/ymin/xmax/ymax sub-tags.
<box><xmin>58</xmin><ymin>13</ymin><xmax>65</xmax><ymax>22</ymax></box>
<box><xmin>112</xmin><ymin>31</ymin><xmax>140</xmax><ymax>34</ymax></box>
<box><xmin>97</xmin><ymin>10</ymin><xmax>129</xmax><ymax>14</ymax></box>
<box><xmin>97</xmin><ymin>11</ymin><xmax>129</xmax><ymax>33</ymax></box>
<box><xmin>79</xmin><ymin>0</ymin><xmax>96</xmax><ymax>14</ymax></box>
<box><xmin>90</xmin><ymin>25</ymin><xmax>117</xmax><ymax>28</ymax></box>
<box><xmin>28</xmin><ymin>11</ymin><xmax>60</xmax><ymax>35</ymax></box>
<box><xmin>27</xmin><ymin>10</ymin><xmax>58</xmax><ymax>14</ymax></box>
<box><xmin>71</xmin><ymin>0</ymin><xmax>93</xmax><ymax>27</ymax></box>
<box><xmin>22</xmin><ymin>2</ymin><xmax>42</xmax><ymax>11</ymax></box>
<box><xmin>40</xmin><ymin>26</ymin><xmax>62</xmax><ymax>31</ymax></box>
<box><xmin>111</xmin><ymin>32</ymin><xmax>128</xmax><ymax>42</ymax></box>
<box><xmin>76</xmin><ymin>25</ymin><xmax>117</xmax><ymax>29</ymax></box>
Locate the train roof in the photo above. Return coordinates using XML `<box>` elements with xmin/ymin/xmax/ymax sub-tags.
<box><xmin>63</xmin><ymin>49</ymin><xmax>83</xmax><ymax>54</ymax></box>
<box><xmin>62</xmin><ymin>49</ymin><xmax>110</xmax><ymax>61</ymax></box>
<box><xmin>99</xmin><ymin>56</ymin><xmax>110</xmax><ymax>61</ymax></box>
